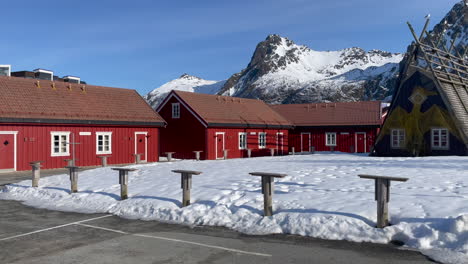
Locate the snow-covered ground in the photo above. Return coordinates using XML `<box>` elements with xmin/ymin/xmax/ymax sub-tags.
<box><xmin>1</xmin><ymin>153</ymin><xmax>468</xmax><ymax>263</ymax></box>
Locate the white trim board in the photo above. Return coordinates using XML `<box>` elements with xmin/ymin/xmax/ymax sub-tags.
<box><xmin>0</xmin><ymin>131</ymin><xmax>18</xmax><ymax>171</ymax></box>
<box><xmin>134</xmin><ymin>132</ymin><xmax>148</xmax><ymax>162</ymax></box>
<box><xmin>215</xmin><ymin>132</ymin><xmax>225</xmax><ymax>160</ymax></box>
<box><xmin>355</xmin><ymin>132</ymin><xmax>367</xmax><ymax>153</ymax></box>
<box><xmin>300</xmin><ymin>132</ymin><xmax>311</xmax><ymax>152</ymax></box>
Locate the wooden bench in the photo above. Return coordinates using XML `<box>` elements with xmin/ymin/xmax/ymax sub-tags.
<box><xmin>249</xmin><ymin>172</ymin><xmax>287</xmax><ymax>216</ymax></box>
<box><xmin>193</xmin><ymin>151</ymin><xmax>203</xmax><ymax>161</ymax></box>
<box><xmin>133</xmin><ymin>154</ymin><xmax>142</xmax><ymax>164</ymax></box>
<box><xmin>65</xmin><ymin>166</ymin><xmax>80</xmax><ymax>193</ymax></box>
<box><xmin>165</xmin><ymin>152</ymin><xmax>175</xmax><ymax>162</ymax></box>
<box><xmin>64</xmin><ymin>159</ymin><xmax>78</xmax><ymax>166</ymax></box>
<box><xmin>29</xmin><ymin>161</ymin><xmax>44</xmax><ymax>187</ymax></box>
<box><xmin>172</xmin><ymin>170</ymin><xmax>202</xmax><ymax>207</ymax></box>
<box><xmin>269</xmin><ymin>148</ymin><xmax>275</xmax><ymax>157</ymax></box>
<box><xmin>358</xmin><ymin>174</ymin><xmax>409</xmax><ymax>228</ymax></box>
<box><xmin>97</xmin><ymin>155</ymin><xmax>111</xmax><ymax>167</ymax></box>
<box><xmin>112</xmin><ymin>168</ymin><xmax>138</xmax><ymax>200</ymax></box>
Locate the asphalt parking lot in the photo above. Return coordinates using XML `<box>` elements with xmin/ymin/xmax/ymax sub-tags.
<box><xmin>0</xmin><ymin>170</ymin><xmax>435</xmax><ymax>264</ymax></box>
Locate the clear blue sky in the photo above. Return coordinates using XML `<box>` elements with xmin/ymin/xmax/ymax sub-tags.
<box><xmin>2</xmin><ymin>0</ymin><xmax>460</xmax><ymax>95</ymax></box>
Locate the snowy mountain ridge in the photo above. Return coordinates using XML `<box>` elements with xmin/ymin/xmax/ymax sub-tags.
<box><xmin>145</xmin><ymin>1</ymin><xmax>465</xmax><ymax>107</ymax></box>
<box><xmin>218</xmin><ymin>34</ymin><xmax>403</xmax><ymax>104</ymax></box>
<box><xmin>144</xmin><ymin>73</ymin><xmax>225</xmax><ymax>109</ymax></box>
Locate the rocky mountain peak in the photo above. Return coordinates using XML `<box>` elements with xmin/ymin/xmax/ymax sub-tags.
<box><xmin>179</xmin><ymin>73</ymin><xmax>202</xmax><ymax>80</ymax></box>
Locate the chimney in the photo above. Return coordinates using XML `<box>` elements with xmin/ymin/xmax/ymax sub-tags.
<box><xmin>0</xmin><ymin>65</ymin><xmax>11</xmax><ymax>76</ymax></box>
<box><xmin>33</xmin><ymin>68</ymin><xmax>54</xmax><ymax>81</ymax></box>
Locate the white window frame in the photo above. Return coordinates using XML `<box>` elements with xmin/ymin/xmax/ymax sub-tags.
<box><xmin>172</xmin><ymin>103</ymin><xmax>180</xmax><ymax>118</ymax></box>
<box><xmin>238</xmin><ymin>132</ymin><xmax>247</xmax><ymax>150</ymax></box>
<box><xmin>50</xmin><ymin>132</ymin><xmax>70</xmax><ymax>157</ymax></box>
<box><xmin>391</xmin><ymin>129</ymin><xmax>405</xmax><ymax>149</ymax></box>
<box><xmin>258</xmin><ymin>132</ymin><xmax>267</xmax><ymax>149</ymax></box>
<box><xmin>96</xmin><ymin>132</ymin><xmax>112</xmax><ymax>155</ymax></box>
<box><xmin>325</xmin><ymin>132</ymin><xmax>337</xmax><ymax>146</ymax></box>
<box><xmin>431</xmin><ymin>128</ymin><xmax>449</xmax><ymax>150</ymax></box>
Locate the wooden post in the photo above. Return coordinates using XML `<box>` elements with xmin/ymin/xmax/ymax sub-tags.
<box><xmin>311</xmin><ymin>146</ymin><xmax>315</xmax><ymax>154</ymax></box>
<box><xmin>165</xmin><ymin>152</ymin><xmax>175</xmax><ymax>162</ymax></box>
<box><xmin>112</xmin><ymin>168</ymin><xmax>138</xmax><ymax>200</ymax></box>
<box><xmin>98</xmin><ymin>156</ymin><xmax>110</xmax><ymax>167</ymax></box>
<box><xmin>65</xmin><ymin>166</ymin><xmax>79</xmax><ymax>193</ymax></box>
<box><xmin>247</xmin><ymin>149</ymin><xmax>252</xmax><ymax>158</ymax></box>
<box><xmin>358</xmin><ymin>174</ymin><xmax>408</xmax><ymax>228</ymax></box>
<box><xmin>249</xmin><ymin>172</ymin><xmax>287</xmax><ymax>216</ymax></box>
<box><xmin>269</xmin><ymin>148</ymin><xmax>275</xmax><ymax>157</ymax></box>
<box><xmin>193</xmin><ymin>151</ymin><xmax>202</xmax><ymax>161</ymax></box>
<box><xmin>223</xmin><ymin>149</ymin><xmax>229</xmax><ymax>160</ymax></box>
<box><xmin>291</xmin><ymin>147</ymin><xmax>295</xmax><ymax>155</ymax></box>
<box><xmin>133</xmin><ymin>154</ymin><xmax>142</xmax><ymax>164</ymax></box>
<box><xmin>29</xmin><ymin>161</ymin><xmax>43</xmax><ymax>187</ymax></box>
<box><xmin>172</xmin><ymin>170</ymin><xmax>202</xmax><ymax>207</ymax></box>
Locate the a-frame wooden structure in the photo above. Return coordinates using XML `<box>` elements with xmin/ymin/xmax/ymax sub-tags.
<box><xmin>373</xmin><ymin>12</ymin><xmax>468</xmax><ymax>156</ymax></box>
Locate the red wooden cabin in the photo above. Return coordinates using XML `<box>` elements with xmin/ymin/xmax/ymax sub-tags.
<box><xmin>0</xmin><ymin>76</ymin><xmax>166</xmax><ymax>172</ymax></box>
<box><xmin>271</xmin><ymin>101</ymin><xmax>384</xmax><ymax>153</ymax></box>
<box><xmin>157</xmin><ymin>91</ymin><xmax>292</xmax><ymax>160</ymax></box>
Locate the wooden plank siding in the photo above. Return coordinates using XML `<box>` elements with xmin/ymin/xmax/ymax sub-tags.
<box><xmin>205</xmin><ymin>128</ymin><xmax>289</xmax><ymax>160</ymax></box>
<box><xmin>289</xmin><ymin>127</ymin><xmax>379</xmax><ymax>153</ymax></box>
<box><xmin>0</xmin><ymin>124</ymin><xmax>159</xmax><ymax>171</ymax></box>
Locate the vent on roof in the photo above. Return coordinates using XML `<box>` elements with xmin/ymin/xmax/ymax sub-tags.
<box><xmin>0</xmin><ymin>65</ymin><xmax>11</xmax><ymax>76</ymax></box>
<box><xmin>63</xmin><ymin>75</ymin><xmax>80</xmax><ymax>84</ymax></box>
<box><xmin>33</xmin><ymin>69</ymin><xmax>53</xmax><ymax>81</ymax></box>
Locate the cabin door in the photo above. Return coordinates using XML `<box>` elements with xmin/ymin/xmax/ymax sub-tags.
<box><xmin>301</xmin><ymin>133</ymin><xmax>311</xmax><ymax>152</ymax></box>
<box><xmin>356</xmin><ymin>132</ymin><xmax>366</xmax><ymax>153</ymax></box>
<box><xmin>0</xmin><ymin>132</ymin><xmax>16</xmax><ymax>171</ymax></box>
<box><xmin>215</xmin><ymin>133</ymin><xmax>224</xmax><ymax>159</ymax></box>
<box><xmin>135</xmin><ymin>132</ymin><xmax>147</xmax><ymax>162</ymax></box>
<box><xmin>276</xmin><ymin>132</ymin><xmax>284</xmax><ymax>155</ymax></box>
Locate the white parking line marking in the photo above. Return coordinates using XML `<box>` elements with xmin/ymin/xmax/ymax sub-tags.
<box><xmin>0</xmin><ymin>215</ymin><xmax>112</xmax><ymax>241</ymax></box>
<box><xmin>77</xmin><ymin>223</ymin><xmax>272</xmax><ymax>257</ymax></box>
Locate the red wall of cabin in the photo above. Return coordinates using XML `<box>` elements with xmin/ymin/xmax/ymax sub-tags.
<box><xmin>288</xmin><ymin>126</ymin><xmax>378</xmax><ymax>153</ymax></box>
<box><xmin>0</xmin><ymin>124</ymin><xmax>159</xmax><ymax>171</ymax></box>
<box><xmin>158</xmin><ymin>96</ymin><xmax>206</xmax><ymax>160</ymax></box>
<box><xmin>206</xmin><ymin>128</ymin><xmax>289</xmax><ymax>160</ymax></box>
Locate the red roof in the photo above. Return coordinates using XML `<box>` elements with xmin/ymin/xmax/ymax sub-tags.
<box><xmin>162</xmin><ymin>91</ymin><xmax>291</xmax><ymax>128</ymax></box>
<box><xmin>0</xmin><ymin>76</ymin><xmax>165</xmax><ymax>126</ymax></box>
<box><xmin>270</xmin><ymin>101</ymin><xmax>383</xmax><ymax>127</ymax></box>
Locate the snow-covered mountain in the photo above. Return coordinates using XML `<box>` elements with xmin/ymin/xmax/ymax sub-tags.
<box><xmin>218</xmin><ymin>35</ymin><xmax>403</xmax><ymax>104</ymax></box>
<box><xmin>145</xmin><ymin>1</ymin><xmax>465</xmax><ymax>107</ymax></box>
<box><xmin>144</xmin><ymin>74</ymin><xmax>225</xmax><ymax>109</ymax></box>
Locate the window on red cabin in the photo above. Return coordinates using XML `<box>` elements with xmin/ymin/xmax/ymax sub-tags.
<box><xmin>325</xmin><ymin>132</ymin><xmax>337</xmax><ymax>146</ymax></box>
<box><xmin>258</xmin><ymin>132</ymin><xmax>266</xmax><ymax>149</ymax></box>
<box><xmin>172</xmin><ymin>103</ymin><xmax>180</xmax><ymax>118</ymax></box>
<box><xmin>239</xmin><ymin>132</ymin><xmax>247</xmax><ymax>149</ymax></box>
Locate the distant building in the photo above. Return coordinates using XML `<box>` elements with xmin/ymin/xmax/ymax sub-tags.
<box><xmin>372</xmin><ymin>23</ymin><xmax>468</xmax><ymax>156</ymax></box>
<box><xmin>0</xmin><ymin>75</ymin><xmax>165</xmax><ymax>172</ymax></box>
<box><xmin>271</xmin><ymin>101</ymin><xmax>384</xmax><ymax>153</ymax></box>
<box><xmin>157</xmin><ymin>90</ymin><xmax>292</xmax><ymax>160</ymax></box>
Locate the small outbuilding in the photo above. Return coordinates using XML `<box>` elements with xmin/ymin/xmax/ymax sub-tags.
<box><xmin>271</xmin><ymin>101</ymin><xmax>384</xmax><ymax>153</ymax></box>
<box><xmin>0</xmin><ymin>75</ymin><xmax>166</xmax><ymax>172</ymax></box>
<box><xmin>157</xmin><ymin>90</ymin><xmax>292</xmax><ymax>160</ymax></box>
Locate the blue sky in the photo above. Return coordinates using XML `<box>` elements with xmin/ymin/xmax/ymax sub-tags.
<box><xmin>2</xmin><ymin>0</ymin><xmax>460</xmax><ymax>95</ymax></box>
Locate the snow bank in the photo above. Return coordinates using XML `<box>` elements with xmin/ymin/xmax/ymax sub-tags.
<box><xmin>1</xmin><ymin>153</ymin><xmax>468</xmax><ymax>263</ymax></box>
